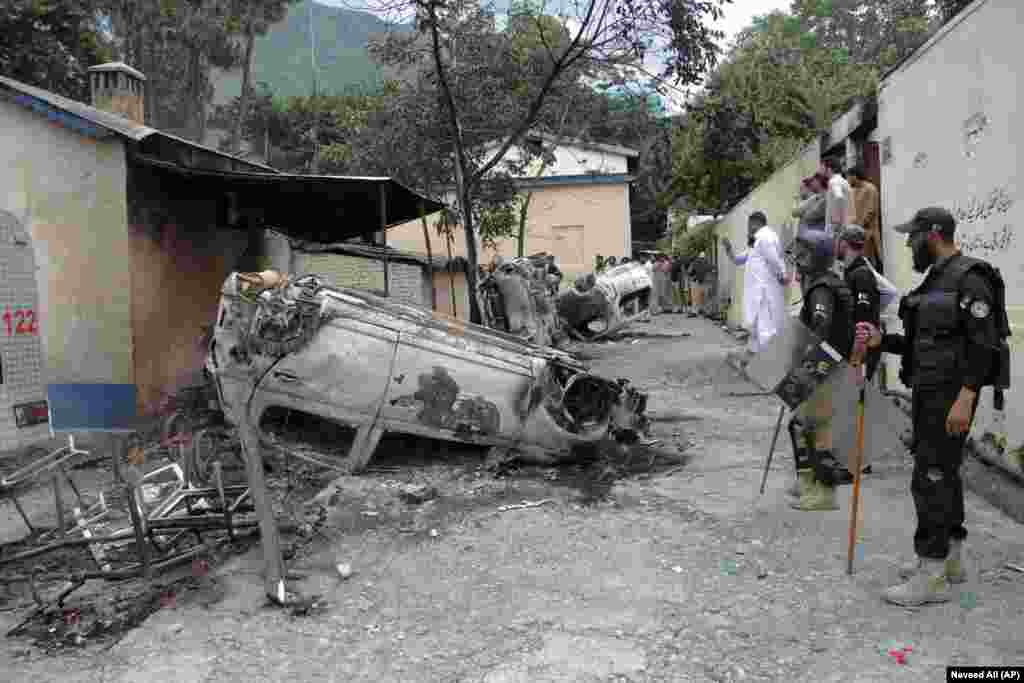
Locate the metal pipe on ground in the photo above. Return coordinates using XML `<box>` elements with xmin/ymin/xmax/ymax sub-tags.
<box><xmin>3</xmin><ymin>543</ymin><xmax>215</xmax><ymax>584</ymax></box>
<box><xmin>0</xmin><ymin>519</ymin><xmax>259</xmax><ymax>566</ymax></box>
<box><xmin>3</xmin><ymin>528</ymin><xmax>262</xmax><ymax>587</ymax></box>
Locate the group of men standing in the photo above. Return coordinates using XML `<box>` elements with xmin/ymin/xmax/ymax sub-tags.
<box><xmin>719</xmin><ymin>158</ymin><xmax>1010</xmax><ymax>608</ymax></box>
<box><xmin>641</xmin><ymin>252</ymin><xmax>714</xmax><ymax>318</ymax></box>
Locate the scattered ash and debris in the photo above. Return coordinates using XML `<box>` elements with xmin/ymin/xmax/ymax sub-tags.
<box><xmin>1</xmin><ymin>400</ymin><xmax>686</xmax><ymax>653</ymax></box>
<box><xmin>2</xmin><ymin>540</ymin><xmax>260</xmax><ymax>653</ymax></box>
<box><xmin>504</xmin><ymin>440</ymin><xmax>689</xmax><ymax>505</ymax></box>
<box><xmin>0</xmin><ymin>428</ymin><xmax>307</xmax><ymax>654</ymax></box>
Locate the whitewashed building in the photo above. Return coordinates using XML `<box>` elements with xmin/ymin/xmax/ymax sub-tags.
<box><xmin>875</xmin><ymin>0</ymin><xmax>1023</xmax><ymax>448</ymax></box>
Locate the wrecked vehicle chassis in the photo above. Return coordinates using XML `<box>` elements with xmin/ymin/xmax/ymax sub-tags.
<box><xmin>557</xmin><ymin>262</ymin><xmax>653</xmax><ymax>341</ymax></box>
<box><xmin>208</xmin><ymin>272</ymin><xmax>648</xmax><ymax>472</ymax></box>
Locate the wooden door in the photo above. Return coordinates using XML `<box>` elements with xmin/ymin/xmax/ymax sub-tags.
<box><xmin>862</xmin><ymin>141</ymin><xmax>883</xmax><ymax>270</ymax></box>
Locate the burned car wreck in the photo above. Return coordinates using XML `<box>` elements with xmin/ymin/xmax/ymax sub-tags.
<box><xmin>479</xmin><ymin>257</ymin><xmax>653</xmax><ymax>344</ymax></box>
<box><xmin>478</xmin><ymin>255</ymin><xmax>566</xmax><ymax>348</ymax></box>
<box><xmin>208</xmin><ymin>271</ymin><xmax>649</xmax><ymax>471</ymax></box>
<box><xmin>556</xmin><ymin>262</ymin><xmax>653</xmax><ymax>341</ymax></box>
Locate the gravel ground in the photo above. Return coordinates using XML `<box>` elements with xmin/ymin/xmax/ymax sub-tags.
<box><xmin>2</xmin><ymin>313</ymin><xmax>1023</xmax><ymax>682</ymax></box>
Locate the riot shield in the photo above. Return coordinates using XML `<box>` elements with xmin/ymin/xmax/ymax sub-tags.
<box><xmin>716</xmin><ymin>319</ymin><xmax>835</xmax><ymax>401</ymax></box>
<box><xmin>743</xmin><ymin>318</ymin><xmax>844</xmax><ymax>402</ymax></box>
<box><xmin>825</xmin><ymin>370</ymin><xmax>909</xmax><ymax>468</ymax></box>
<box><xmin>743</xmin><ymin>317</ymin><xmax>907</xmax><ymax>462</ymax></box>
<box><xmin>711</xmin><ymin>352</ymin><xmax>766</xmax><ymax>398</ymax></box>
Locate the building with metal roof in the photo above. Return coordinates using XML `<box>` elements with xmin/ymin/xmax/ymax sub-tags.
<box><xmin>0</xmin><ymin>63</ymin><xmax>442</xmax><ymax>420</ymax></box>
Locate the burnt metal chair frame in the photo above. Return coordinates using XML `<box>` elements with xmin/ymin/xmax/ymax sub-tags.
<box><xmin>0</xmin><ymin>384</ymin><xmax>254</xmax><ymax>606</ymax></box>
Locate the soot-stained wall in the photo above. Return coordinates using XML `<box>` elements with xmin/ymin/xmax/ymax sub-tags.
<box><xmin>127</xmin><ymin>162</ymin><xmax>250</xmax><ymax>414</ymax></box>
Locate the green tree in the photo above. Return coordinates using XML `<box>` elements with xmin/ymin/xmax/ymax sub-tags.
<box><xmin>677</xmin><ymin>219</ymin><xmax>717</xmax><ymax>260</ymax></box>
<box><xmin>668</xmin><ymin>5</ymin><xmax>911</xmax><ymax>217</ymax></box>
<box><xmin>228</xmin><ymin>0</ymin><xmax>302</xmax><ymax>155</ymax></box>
<box><xmin>787</xmin><ymin>0</ymin><xmax>937</xmax><ymax>72</ymax></box>
<box><xmin>98</xmin><ymin>0</ymin><xmax>244</xmax><ymax>139</ymax></box>
<box><xmin>366</xmin><ymin>0</ymin><xmax>730</xmax><ymax>323</ymax></box>
<box><xmin>215</xmin><ymin>82</ymin><xmax>393</xmax><ymax>172</ymax></box>
<box><xmin>346</xmin><ymin>77</ymin><xmax>455</xmax><ymax>311</ymax></box>
<box><xmin>670</xmin><ymin>90</ymin><xmax>767</xmax><ymax>216</ymax></box>
<box><xmin>726</xmin><ymin>11</ymin><xmax>879</xmax><ymax>138</ymax></box>
<box><xmin>0</xmin><ymin>1</ymin><xmax>114</xmax><ymax>101</ymax></box>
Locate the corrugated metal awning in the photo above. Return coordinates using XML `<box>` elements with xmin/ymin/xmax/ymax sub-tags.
<box><xmin>132</xmin><ymin>155</ymin><xmax>445</xmax><ymax>243</ymax></box>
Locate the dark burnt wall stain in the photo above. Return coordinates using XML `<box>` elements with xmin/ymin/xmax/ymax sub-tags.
<box><xmin>127</xmin><ymin>162</ymin><xmax>250</xmax><ymax>414</ymax></box>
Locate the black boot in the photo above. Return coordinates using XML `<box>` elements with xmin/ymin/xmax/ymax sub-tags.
<box><xmin>815</xmin><ymin>450</ymin><xmax>853</xmax><ymax>486</ymax></box>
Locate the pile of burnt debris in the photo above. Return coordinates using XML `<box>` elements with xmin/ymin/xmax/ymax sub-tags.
<box><xmin>0</xmin><ymin>401</ymin><xmax>334</xmax><ymax>652</ymax></box>
<box><xmin>0</xmin><ymin>398</ymin><xmax>684</xmax><ymax>649</ymax></box>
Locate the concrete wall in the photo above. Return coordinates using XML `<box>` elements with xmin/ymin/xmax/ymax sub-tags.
<box><xmin>876</xmin><ymin>0</ymin><xmax>1023</xmax><ymax>448</ymax></box>
<box><xmin>265</xmin><ymin>235</ymin><xmax>440</xmax><ymax>313</ymax></box>
<box><xmin>0</xmin><ymin>98</ymin><xmax>133</xmax><ymax>389</ymax></box>
<box><xmin>0</xmin><ymin>211</ymin><xmax>50</xmax><ymax>450</ymax></box>
<box><xmin>127</xmin><ymin>163</ymin><xmax>251</xmax><ymax>414</ymax></box>
<box><xmin>293</xmin><ymin>252</ymin><xmax>430</xmax><ymax>309</ymax></box>
<box><xmin>713</xmin><ymin>142</ymin><xmax>819</xmax><ymax>326</ymax></box>
<box><xmin>388</xmin><ymin>182</ymin><xmax>632</xmax><ymax>286</ymax></box>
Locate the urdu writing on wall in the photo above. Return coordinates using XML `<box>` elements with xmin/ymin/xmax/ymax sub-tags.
<box><xmin>952</xmin><ymin>186</ymin><xmax>1017</xmax><ymax>257</ymax></box>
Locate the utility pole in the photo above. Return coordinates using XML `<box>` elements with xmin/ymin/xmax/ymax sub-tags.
<box><xmin>308</xmin><ymin>0</ymin><xmax>320</xmax><ymax>173</ymax></box>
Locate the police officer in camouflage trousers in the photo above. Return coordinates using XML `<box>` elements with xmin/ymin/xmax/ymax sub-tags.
<box><xmin>788</xmin><ymin>230</ymin><xmax>856</xmax><ymax>511</ymax></box>
<box><xmin>857</xmin><ymin>207</ymin><xmax>1011</xmax><ymax>606</ymax></box>
<box><xmin>786</xmin><ymin>225</ymin><xmax>880</xmax><ymax>501</ymax></box>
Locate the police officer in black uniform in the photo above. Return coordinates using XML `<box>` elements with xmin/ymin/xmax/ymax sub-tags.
<box><xmin>857</xmin><ymin>206</ymin><xmax>1010</xmax><ymax>606</ymax></box>
<box><xmin>788</xmin><ymin>229</ymin><xmax>856</xmax><ymax>511</ymax></box>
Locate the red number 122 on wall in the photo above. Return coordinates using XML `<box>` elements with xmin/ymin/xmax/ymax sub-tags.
<box><xmin>3</xmin><ymin>308</ymin><xmax>38</xmax><ymax>336</ymax></box>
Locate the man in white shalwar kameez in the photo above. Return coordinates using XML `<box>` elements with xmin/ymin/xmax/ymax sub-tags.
<box><xmin>724</xmin><ymin>211</ymin><xmax>788</xmax><ymax>358</ymax></box>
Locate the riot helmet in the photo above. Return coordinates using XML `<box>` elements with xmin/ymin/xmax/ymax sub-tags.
<box><xmin>792</xmin><ymin>229</ymin><xmax>836</xmax><ymax>280</ymax></box>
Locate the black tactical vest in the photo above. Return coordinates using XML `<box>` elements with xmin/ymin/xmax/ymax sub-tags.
<box><xmin>800</xmin><ymin>271</ymin><xmax>854</xmax><ymax>358</ymax></box>
<box><xmin>900</xmin><ymin>254</ymin><xmax>1009</xmax><ymax>388</ymax></box>
<box><xmin>842</xmin><ymin>257</ymin><xmax>881</xmax><ymax>323</ymax></box>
